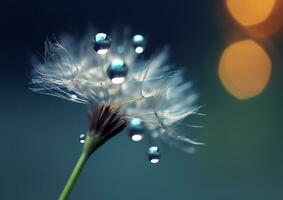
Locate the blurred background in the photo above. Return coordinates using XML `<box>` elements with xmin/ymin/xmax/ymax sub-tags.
<box><xmin>1</xmin><ymin>0</ymin><xmax>283</xmax><ymax>199</ymax></box>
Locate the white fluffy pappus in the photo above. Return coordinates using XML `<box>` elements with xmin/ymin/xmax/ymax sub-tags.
<box><xmin>30</xmin><ymin>29</ymin><xmax>204</xmax><ymax>152</ymax></box>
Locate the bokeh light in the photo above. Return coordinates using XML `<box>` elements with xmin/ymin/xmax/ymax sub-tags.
<box><xmin>219</xmin><ymin>40</ymin><xmax>271</xmax><ymax>100</ymax></box>
<box><xmin>226</xmin><ymin>0</ymin><xmax>283</xmax><ymax>38</ymax></box>
<box><xmin>226</xmin><ymin>0</ymin><xmax>276</xmax><ymax>26</ymax></box>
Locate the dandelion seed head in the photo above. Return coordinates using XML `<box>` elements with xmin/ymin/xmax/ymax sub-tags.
<box><xmin>30</xmin><ymin>28</ymin><xmax>204</xmax><ymax>154</ymax></box>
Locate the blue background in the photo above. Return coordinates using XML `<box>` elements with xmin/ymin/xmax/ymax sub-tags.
<box><xmin>1</xmin><ymin>0</ymin><xmax>283</xmax><ymax>199</ymax></box>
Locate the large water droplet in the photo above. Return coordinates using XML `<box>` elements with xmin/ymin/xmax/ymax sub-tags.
<box><xmin>133</xmin><ymin>34</ymin><xmax>145</xmax><ymax>54</ymax></box>
<box><xmin>107</xmin><ymin>59</ymin><xmax>128</xmax><ymax>84</ymax></box>
<box><xmin>79</xmin><ymin>134</ymin><xmax>86</xmax><ymax>144</ymax></box>
<box><xmin>128</xmin><ymin>118</ymin><xmax>144</xmax><ymax>142</ymax></box>
<box><xmin>92</xmin><ymin>33</ymin><xmax>111</xmax><ymax>55</ymax></box>
<box><xmin>147</xmin><ymin>146</ymin><xmax>160</xmax><ymax>164</ymax></box>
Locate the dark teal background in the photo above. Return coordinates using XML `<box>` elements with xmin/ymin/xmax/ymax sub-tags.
<box><xmin>1</xmin><ymin>0</ymin><xmax>283</xmax><ymax>199</ymax></box>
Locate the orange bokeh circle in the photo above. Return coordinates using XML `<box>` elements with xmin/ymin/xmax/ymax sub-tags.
<box><xmin>219</xmin><ymin>40</ymin><xmax>271</xmax><ymax>99</ymax></box>
<box><xmin>226</xmin><ymin>0</ymin><xmax>283</xmax><ymax>38</ymax></box>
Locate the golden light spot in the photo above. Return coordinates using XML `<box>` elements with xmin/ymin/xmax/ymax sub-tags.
<box><xmin>226</xmin><ymin>0</ymin><xmax>276</xmax><ymax>26</ymax></box>
<box><xmin>245</xmin><ymin>0</ymin><xmax>283</xmax><ymax>38</ymax></box>
<box><xmin>219</xmin><ymin>40</ymin><xmax>271</xmax><ymax>100</ymax></box>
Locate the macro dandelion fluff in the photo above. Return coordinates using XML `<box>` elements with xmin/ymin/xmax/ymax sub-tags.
<box><xmin>30</xmin><ymin>28</ymin><xmax>204</xmax><ymax>200</ymax></box>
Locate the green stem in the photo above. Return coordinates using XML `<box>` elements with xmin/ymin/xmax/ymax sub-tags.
<box><xmin>58</xmin><ymin>135</ymin><xmax>100</xmax><ymax>200</ymax></box>
<box><xmin>58</xmin><ymin>152</ymin><xmax>88</xmax><ymax>200</ymax></box>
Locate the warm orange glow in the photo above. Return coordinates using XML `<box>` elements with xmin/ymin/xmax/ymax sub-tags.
<box><xmin>219</xmin><ymin>40</ymin><xmax>271</xmax><ymax>100</ymax></box>
<box><xmin>226</xmin><ymin>0</ymin><xmax>276</xmax><ymax>26</ymax></box>
<box><xmin>245</xmin><ymin>0</ymin><xmax>283</xmax><ymax>38</ymax></box>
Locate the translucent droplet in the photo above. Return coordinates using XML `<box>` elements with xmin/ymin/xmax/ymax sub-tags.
<box><xmin>107</xmin><ymin>59</ymin><xmax>128</xmax><ymax>84</ymax></box>
<box><xmin>133</xmin><ymin>34</ymin><xmax>145</xmax><ymax>54</ymax></box>
<box><xmin>92</xmin><ymin>33</ymin><xmax>111</xmax><ymax>55</ymax></box>
<box><xmin>70</xmin><ymin>94</ymin><xmax>77</xmax><ymax>100</ymax></box>
<box><xmin>128</xmin><ymin>118</ymin><xmax>144</xmax><ymax>142</ymax></box>
<box><xmin>135</xmin><ymin>46</ymin><xmax>144</xmax><ymax>54</ymax></box>
<box><xmin>79</xmin><ymin>134</ymin><xmax>86</xmax><ymax>144</ymax></box>
<box><xmin>147</xmin><ymin>146</ymin><xmax>160</xmax><ymax>164</ymax></box>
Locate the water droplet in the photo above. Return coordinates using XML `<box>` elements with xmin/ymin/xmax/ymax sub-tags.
<box><xmin>79</xmin><ymin>134</ymin><xmax>86</xmax><ymax>144</ymax></box>
<box><xmin>131</xmin><ymin>134</ymin><xmax>143</xmax><ymax>141</ymax></box>
<box><xmin>92</xmin><ymin>33</ymin><xmax>111</xmax><ymax>55</ymax></box>
<box><xmin>70</xmin><ymin>94</ymin><xmax>77</xmax><ymax>100</ymax></box>
<box><xmin>133</xmin><ymin>34</ymin><xmax>145</xmax><ymax>54</ymax></box>
<box><xmin>147</xmin><ymin>146</ymin><xmax>160</xmax><ymax>164</ymax></box>
<box><xmin>135</xmin><ymin>47</ymin><xmax>144</xmax><ymax>54</ymax></box>
<box><xmin>128</xmin><ymin>118</ymin><xmax>144</xmax><ymax>142</ymax></box>
<box><xmin>107</xmin><ymin>59</ymin><xmax>128</xmax><ymax>84</ymax></box>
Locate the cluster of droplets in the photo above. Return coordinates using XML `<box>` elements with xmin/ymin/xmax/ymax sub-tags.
<box><xmin>92</xmin><ymin>32</ymin><xmax>145</xmax><ymax>85</ymax></box>
<box><xmin>79</xmin><ymin>117</ymin><xmax>160</xmax><ymax>163</ymax></box>
<box><xmin>80</xmin><ymin>32</ymin><xmax>160</xmax><ymax>163</ymax></box>
<box><xmin>128</xmin><ymin>118</ymin><xmax>161</xmax><ymax>163</ymax></box>
<box><xmin>31</xmin><ymin>30</ymin><xmax>202</xmax><ymax>164</ymax></box>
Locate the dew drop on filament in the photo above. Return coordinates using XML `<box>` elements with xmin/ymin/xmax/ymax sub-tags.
<box><xmin>147</xmin><ymin>146</ymin><xmax>161</xmax><ymax>164</ymax></box>
<box><xmin>133</xmin><ymin>34</ymin><xmax>145</xmax><ymax>54</ymax></box>
<box><xmin>107</xmin><ymin>59</ymin><xmax>128</xmax><ymax>84</ymax></box>
<box><xmin>79</xmin><ymin>134</ymin><xmax>86</xmax><ymax>144</ymax></box>
<box><xmin>128</xmin><ymin>118</ymin><xmax>144</xmax><ymax>142</ymax></box>
<box><xmin>92</xmin><ymin>33</ymin><xmax>111</xmax><ymax>55</ymax></box>
<box><xmin>70</xmin><ymin>94</ymin><xmax>77</xmax><ymax>100</ymax></box>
